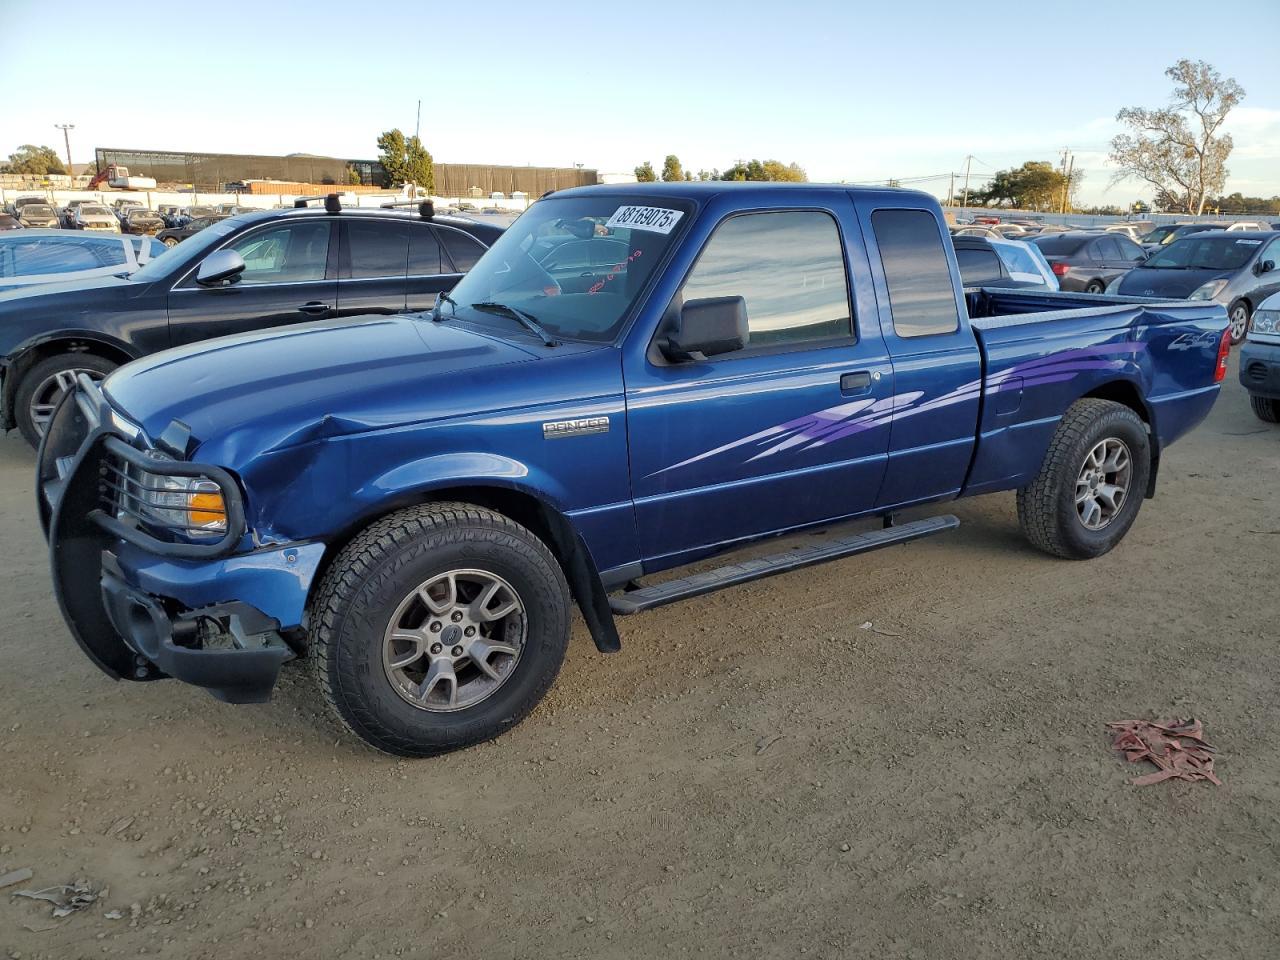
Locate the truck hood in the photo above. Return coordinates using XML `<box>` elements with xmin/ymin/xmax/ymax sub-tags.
<box><xmin>1118</xmin><ymin>266</ymin><xmax>1233</xmax><ymax>299</ymax></box>
<box><xmin>102</xmin><ymin>315</ymin><xmax>546</xmax><ymax>456</ymax></box>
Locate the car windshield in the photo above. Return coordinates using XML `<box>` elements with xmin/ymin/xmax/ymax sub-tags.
<box><xmin>82</xmin><ymin>206</ymin><xmax>112</xmax><ymax>217</ymax></box>
<box><xmin>1141</xmin><ymin>226</ymin><xmax>1175</xmax><ymax>244</ymax></box>
<box><xmin>1145</xmin><ymin>235</ymin><xmax>1261</xmax><ymax>270</ymax></box>
<box><xmin>23</xmin><ymin>205</ymin><xmax>55</xmax><ymax>217</ymax></box>
<box><xmin>441</xmin><ymin>195</ymin><xmax>695</xmax><ymax>343</ymax></box>
<box><xmin>188</xmin><ymin>207</ymin><xmax>215</xmax><ymax>217</ymax></box>
<box><xmin>128</xmin><ymin>217</ymin><xmax>242</xmax><ymax>282</ymax></box>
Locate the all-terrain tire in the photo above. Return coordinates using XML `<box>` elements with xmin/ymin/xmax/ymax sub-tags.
<box><xmin>310</xmin><ymin>502</ymin><xmax>571</xmax><ymax>757</ymax></box>
<box><xmin>1016</xmin><ymin>399</ymin><xmax>1151</xmax><ymax>560</ymax></box>
<box><xmin>1250</xmin><ymin>394</ymin><xmax>1280</xmax><ymax>423</ymax></box>
<box><xmin>15</xmin><ymin>352</ymin><xmax>118</xmax><ymax>448</ymax></box>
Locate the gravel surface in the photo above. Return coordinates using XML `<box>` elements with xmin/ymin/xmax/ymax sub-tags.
<box><xmin>1</xmin><ymin>357</ymin><xmax>1277</xmax><ymax>959</ymax></box>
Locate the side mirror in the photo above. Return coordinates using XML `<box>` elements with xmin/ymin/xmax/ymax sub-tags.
<box><xmin>195</xmin><ymin>249</ymin><xmax>245</xmax><ymax>287</ymax></box>
<box><xmin>662</xmin><ymin>296</ymin><xmax>749</xmax><ymax>362</ymax></box>
<box><xmin>1257</xmin><ymin>259</ymin><xmax>1275</xmax><ymax>275</ymax></box>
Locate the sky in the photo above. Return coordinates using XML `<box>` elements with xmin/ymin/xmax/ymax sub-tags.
<box><xmin>3</xmin><ymin>0</ymin><xmax>1279</xmax><ymax>207</ymax></box>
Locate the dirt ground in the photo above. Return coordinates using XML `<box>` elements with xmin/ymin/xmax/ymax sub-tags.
<box><xmin>1</xmin><ymin>357</ymin><xmax>1277</xmax><ymax>960</ymax></box>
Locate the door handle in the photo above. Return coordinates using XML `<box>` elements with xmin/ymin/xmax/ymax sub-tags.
<box><xmin>298</xmin><ymin>301</ymin><xmax>330</xmax><ymax>316</ymax></box>
<box><xmin>840</xmin><ymin>371</ymin><xmax>875</xmax><ymax>394</ymax></box>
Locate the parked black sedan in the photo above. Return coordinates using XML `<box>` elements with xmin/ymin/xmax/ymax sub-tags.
<box><xmin>0</xmin><ymin>203</ymin><xmax>504</xmax><ymax>446</ymax></box>
<box><xmin>1027</xmin><ymin>231</ymin><xmax>1148</xmax><ymax>293</ymax></box>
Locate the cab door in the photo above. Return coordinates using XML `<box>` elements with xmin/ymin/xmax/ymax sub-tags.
<box><xmin>853</xmin><ymin>202</ymin><xmax>982</xmax><ymax>508</ymax></box>
<box><xmin>335</xmin><ymin>218</ymin><xmax>409</xmax><ymax>316</ymax></box>
<box><xmin>623</xmin><ymin>199</ymin><xmax>894</xmax><ymax>569</ymax></box>
<box><xmin>166</xmin><ymin>219</ymin><xmax>337</xmax><ymax>346</ymax></box>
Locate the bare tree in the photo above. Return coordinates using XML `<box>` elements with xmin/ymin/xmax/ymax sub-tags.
<box><xmin>1109</xmin><ymin>59</ymin><xmax>1244</xmax><ymax>215</ymax></box>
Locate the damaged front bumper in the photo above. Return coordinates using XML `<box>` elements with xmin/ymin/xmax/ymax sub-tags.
<box><xmin>38</xmin><ymin>378</ymin><xmax>324</xmax><ymax>703</ymax></box>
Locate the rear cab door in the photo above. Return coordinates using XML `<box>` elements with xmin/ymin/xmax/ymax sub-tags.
<box><xmin>853</xmin><ymin>196</ymin><xmax>982</xmax><ymax>507</ymax></box>
<box><xmin>166</xmin><ymin>217</ymin><xmax>338</xmax><ymax>346</ymax></box>
<box><xmin>622</xmin><ymin>189</ymin><xmax>895</xmax><ymax>569</ymax></box>
<box><xmin>336</xmin><ymin>217</ymin><xmax>409</xmax><ymax>316</ymax></box>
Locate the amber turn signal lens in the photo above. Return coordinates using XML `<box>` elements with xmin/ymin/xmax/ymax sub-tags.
<box><xmin>188</xmin><ymin>488</ymin><xmax>227</xmax><ymax>529</ymax></box>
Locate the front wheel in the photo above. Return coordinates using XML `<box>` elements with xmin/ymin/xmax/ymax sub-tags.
<box><xmin>15</xmin><ymin>352</ymin><xmax>118</xmax><ymax>448</ymax></box>
<box><xmin>1017</xmin><ymin>399</ymin><xmax>1151</xmax><ymax>559</ymax></box>
<box><xmin>1085</xmin><ymin>280</ymin><xmax>1106</xmax><ymax>295</ymax></box>
<box><xmin>1228</xmin><ymin>300</ymin><xmax>1252</xmax><ymax>345</ymax></box>
<box><xmin>310</xmin><ymin>503</ymin><xmax>571</xmax><ymax>756</ymax></box>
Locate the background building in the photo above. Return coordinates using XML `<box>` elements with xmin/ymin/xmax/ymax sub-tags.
<box><xmin>93</xmin><ymin>148</ymin><xmax>597</xmax><ymax>196</ymax></box>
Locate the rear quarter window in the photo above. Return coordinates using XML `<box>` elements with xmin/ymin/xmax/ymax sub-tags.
<box><xmin>870</xmin><ymin>209</ymin><xmax>959</xmax><ymax>338</ymax></box>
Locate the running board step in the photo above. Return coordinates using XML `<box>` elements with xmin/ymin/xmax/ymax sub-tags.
<box><xmin>609</xmin><ymin>515</ymin><xmax>960</xmax><ymax>615</ymax></box>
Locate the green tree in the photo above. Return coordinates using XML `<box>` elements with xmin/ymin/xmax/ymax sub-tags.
<box><xmin>661</xmin><ymin>154</ymin><xmax>685</xmax><ymax>182</ymax></box>
<box><xmin>346</xmin><ymin>165</ymin><xmax>362</xmax><ymax>185</ymax></box>
<box><xmin>404</xmin><ymin>135</ymin><xmax>434</xmax><ymax>193</ymax></box>
<box><xmin>634</xmin><ymin>161</ymin><xmax>657</xmax><ymax>182</ymax></box>
<box><xmin>377</xmin><ymin>129</ymin><xmax>408</xmax><ymax>187</ymax></box>
<box><xmin>972</xmin><ymin>161</ymin><xmax>1080</xmax><ymax>211</ymax></box>
<box><xmin>1110</xmin><ymin>59</ymin><xmax>1244</xmax><ymax>215</ymax></box>
<box><xmin>720</xmin><ymin>159</ymin><xmax>807</xmax><ymax>182</ymax></box>
<box><xmin>376</xmin><ymin>128</ymin><xmax>433</xmax><ymax>192</ymax></box>
<box><xmin>1</xmin><ymin>144</ymin><xmax>66</xmax><ymax>175</ymax></box>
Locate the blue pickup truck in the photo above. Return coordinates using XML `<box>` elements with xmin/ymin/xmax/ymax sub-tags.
<box><xmin>38</xmin><ymin>183</ymin><xmax>1230</xmax><ymax>756</ymax></box>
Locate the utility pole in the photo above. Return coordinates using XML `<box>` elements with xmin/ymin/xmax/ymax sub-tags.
<box><xmin>960</xmin><ymin>155</ymin><xmax>973</xmax><ymax>212</ymax></box>
<box><xmin>947</xmin><ymin>171</ymin><xmax>955</xmax><ymax>207</ymax></box>
<box><xmin>1061</xmin><ymin>151</ymin><xmax>1075</xmax><ymax>214</ymax></box>
<box><xmin>54</xmin><ymin>123</ymin><xmax>74</xmax><ymax>176</ymax></box>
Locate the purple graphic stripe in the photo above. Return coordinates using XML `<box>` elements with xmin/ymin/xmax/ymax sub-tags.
<box><xmin>647</xmin><ymin>341</ymin><xmax>1148</xmax><ymax>477</ymax></box>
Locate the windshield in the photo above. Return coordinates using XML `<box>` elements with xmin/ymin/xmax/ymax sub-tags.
<box><xmin>442</xmin><ymin>195</ymin><xmax>695</xmax><ymax>342</ymax></box>
<box><xmin>22</xmin><ymin>205</ymin><xmax>56</xmax><ymax>218</ymax></box>
<box><xmin>1141</xmin><ymin>226</ymin><xmax>1175</xmax><ymax>244</ymax></box>
<box><xmin>128</xmin><ymin>217</ymin><xmax>242</xmax><ymax>282</ymax></box>
<box><xmin>128</xmin><ymin>209</ymin><xmax>156</xmax><ymax>219</ymax></box>
<box><xmin>1145</xmin><ymin>235</ymin><xmax>1262</xmax><ymax>271</ymax></box>
<box><xmin>81</xmin><ymin>206</ymin><xmax>112</xmax><ymax>217</ymax></box>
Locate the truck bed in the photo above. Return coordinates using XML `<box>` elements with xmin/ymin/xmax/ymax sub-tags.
<box><xmin>958</xmin><ymin>286</ymin><xmax>1228</xmax><ymax>498</ymax></box>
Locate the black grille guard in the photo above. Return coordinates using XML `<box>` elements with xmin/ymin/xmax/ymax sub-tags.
<box><xmin>39</xmin><ymin>376</ymin><xmax>246</xmax><ymax>560</ymax></box>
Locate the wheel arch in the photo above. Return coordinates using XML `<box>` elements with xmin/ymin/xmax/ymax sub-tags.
<box><xmin>311</xmin><ymin>482</ymin><xmax>621</xmax><ymax>654</ymax></box>
<box><xmin>3</xmin><ymin>334</ymin><xmax>136</xmax><ymax>430</ymax></box>
<box><xmin>1078</xmin><ymin>379</ymin><xmax>1159</xmax><ymax>498</ymax></box>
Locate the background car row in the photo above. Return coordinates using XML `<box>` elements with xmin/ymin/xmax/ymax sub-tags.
<box><xmin>0</xmin><ymin>202</ymin><xmax>503</xmax><ymax>445</ymax></box>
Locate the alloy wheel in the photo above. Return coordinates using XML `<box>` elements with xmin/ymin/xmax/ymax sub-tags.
<box><xmin>1075</xmin><ymin>438</ymin><xmax>1132</xmax><ymax>531</ymax></box>
<box><xmin>381</xmin><ymin>569</ymin><xmax>526</xmax><ymax>712</ymax></box>
<box><xmin>29</xmin><ymin>368</ymin><xmax>106</xmax><ymax>438</ymax></box>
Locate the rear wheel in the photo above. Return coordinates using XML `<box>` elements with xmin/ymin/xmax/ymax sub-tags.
<box><xmin>1250</xmin><ymin>394</ymin><xmax>1280</xmax><ymax>423</ymax></box>
<box><xmin>1228</xmin><ymin>300</ymin><xmax>1251</xmax><ymax>345</ymax></box>
<box><xmin>15</xmin><ymin>353</ymin><xmax>117</xmax><ymax>448</ymax></box>
<box><xmin>1017</xmin><ymin>399</ymin><xmax>1151</xmax><ymax>559</ymax></box>
<box><xmin>310</xmin><ymin>503</ymin><xmax>571</xmax><ymax>756</ymax></box>
<box><xmin>1085</xmin><ymin>279</ymin><xmax>1106</xmax><ymax>294</ymax></box>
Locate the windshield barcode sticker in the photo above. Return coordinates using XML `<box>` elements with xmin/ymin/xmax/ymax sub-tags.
<box><xmin>606</xmin><ymin>206</ymin><xmax>684</xmax><ymax>234</ymax></box>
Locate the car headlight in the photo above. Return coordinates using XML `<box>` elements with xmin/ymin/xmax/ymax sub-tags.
<box><xmin>1252</xmin><ymin>309</ymin><xmax>1280</xmax><ymax>336</ymax></box>
<box><xmin>130</xmin><ymin>472</ymin><xmax>228</xmax><ymax>536</ymax></box>
<box><xmin>1189</xmin><ymin>279</ymin><xmax>1229</xmax><ymax>301</ymax></box>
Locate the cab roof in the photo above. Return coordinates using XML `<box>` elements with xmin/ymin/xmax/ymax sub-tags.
<box><xmin>549</xmin><ymin>181</ymin><xmax>939</xmax><ymax>205</ymax></box>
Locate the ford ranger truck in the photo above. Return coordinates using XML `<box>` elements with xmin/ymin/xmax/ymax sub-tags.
<box><xmin>38</xmin><ymin>184</ymin><xmax>1231</xmax><ymax>757</ymax></box>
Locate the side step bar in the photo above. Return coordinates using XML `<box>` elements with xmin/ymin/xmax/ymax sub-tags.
<box><xmin>609</xmin><ymin>514</ymin><xmax>960</xmax><ymax>615</ymax></box>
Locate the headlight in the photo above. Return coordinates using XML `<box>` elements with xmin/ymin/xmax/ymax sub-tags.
<box><xmin>1252</xmin><ymin>309</ymin><xmax>1280</xmax><ymax>336</ymax></box>
<box><xmin>1189</xmin><ymin>279</ymin><xmax>1229</xmax><ymax>301</ymax></box>
<box><xmin>130</xmin><ymin>471</ymin><xmax>228</xmax><ymax>536</ymax></box>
